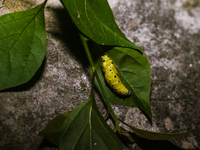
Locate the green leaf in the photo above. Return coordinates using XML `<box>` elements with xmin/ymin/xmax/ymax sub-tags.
<box><xmin>59</xmin><ymin>97</ymin><xmax>123</xmax><ymax>150</ymax></box>
<box><xmin>94</xmin><ymin>47</ymin><xmax>152</xmax><ymax>119</ymax></box>
<box><xmin>130</xmin><ymin>127</ymin><xmax>193</xmax><ymax>140</ymax></box>
<box><xmin>123</xmin><ymin>121</ymin><xmax>193</xmax><ymax>140</ymax></box>
<box><xmin>0</xmin><ymin>2</ymin><xmax>46</xmax><ymax>90</ymax></box>
<box><xmin>38</xmin><ymin>111</ymin><xmax>72</xmax><ymax>145</ymax></box>
<box><xmin>60</xmin><ymin>0</ymin><xmax>141</xmax><ymax>51</ymax></box>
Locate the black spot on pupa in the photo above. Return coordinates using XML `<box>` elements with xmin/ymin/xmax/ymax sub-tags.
<box><xmin>103</xmin><ymin>60</ymin><xmax>105</xmax><ymax>62</ymax></box>
<box><xmin>114</xmin><ymin>75</ymin><xmax>116</xmax><ymax>78</ymax></box>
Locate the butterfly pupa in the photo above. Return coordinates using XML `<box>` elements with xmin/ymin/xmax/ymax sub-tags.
<box><xmin>101</xmin><ymin>55</ymin><xmax>130</xmax><ymax>96</ymax></box>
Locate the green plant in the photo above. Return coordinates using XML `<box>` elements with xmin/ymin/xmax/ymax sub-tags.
<box><xmin>0</xmin><ymin>0</ymin><xmax>192</xmax><ymax>149</ymax></box>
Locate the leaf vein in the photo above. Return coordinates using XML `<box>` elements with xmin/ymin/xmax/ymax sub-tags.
<box><xmin>60</xmin><ymin>100</ymin><xmax>90</xmax><ymax>140</ymax></box>
<box><xmin>92</xmin><ymin>128</ymin><xmax>109</xmax><ymax>150</ymax></box>
<box><xmin>0</xmin><ymin>33</ymin><xmax>20</xmax><ymax>41</ymax></box>
<box><xmin>73</xmin><ymin>123</ymin><xmax>89</xmax><ymax>150</ymax></box>
<box><xmin>93</xmin><ymin>109</ymin><xmax>120</xmax><ymax>147</ymax></box>
<box><xmin>84</xmin><ymin>1</ymin><xmax>131</xmax><ymax>47</ymax></box>
<box><xmin>0</xmin><ymin>4</ymin><xmax>44</xmax><ymax>63</ymax></box>
<box><xmin>0</xmin><ymin>14</ymin><xmax>35</xmax><ymax>25</ymax></box>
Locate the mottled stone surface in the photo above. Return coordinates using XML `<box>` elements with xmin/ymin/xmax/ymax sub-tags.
<box><xmin>0</xmin><ymin>0</ymin><xmax>200</xmax><ymax>150</ymax></box>
<box><xmin>113</xmin><ymin>0</ymin><xmax>200</xmax><ymax>150</ymax></box>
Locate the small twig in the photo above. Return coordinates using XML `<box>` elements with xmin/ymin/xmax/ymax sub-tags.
<box><xmin>0</xmin><ymin>0</ymin><xmax>5</xmax><ymax>8</ymax></box>
<box><xmin>103</xmin><ymin>110</ymin><xmax>110</xmax><ymax>119</ymax></box>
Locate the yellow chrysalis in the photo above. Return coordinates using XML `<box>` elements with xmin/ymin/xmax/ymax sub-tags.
<box><xmin>101</xmin><ymin>55</ymin><xmax>130</xmax><ymax>96</ymax></box>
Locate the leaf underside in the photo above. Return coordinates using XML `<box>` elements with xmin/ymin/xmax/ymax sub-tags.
<box><xmin>0</xmin><ymin>2</ymin><xmax>46</xmax><ymax>90</ymax></box>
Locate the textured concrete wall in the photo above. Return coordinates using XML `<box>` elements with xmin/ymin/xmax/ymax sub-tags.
<box><xmin>0</xmin><ymin>0</ymin><xmax>200</xmax><ymax>150</ymax></box>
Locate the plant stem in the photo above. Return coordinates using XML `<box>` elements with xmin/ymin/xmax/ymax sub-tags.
<box><xmin>118</xmin><ymin>118</ymin><xmax>131</xmax><ymax>129</ymax></box>
<box><xmin>79</xmin><ymin>32</ymin><xmax>120</xmax><ymax>132</ymax></box>
<box><xmin>103</xmin><ymin>110</ymin><xmax>110</xmax><ymax>119</ymax></box>
<box><xmin>95</xmin><ymin>73</ymin><xmax>120</xmax><ymax>132</ymax></box>
<box><xmin>79</xmin><ymin>33</ymin><xmax>96</xmax><ymax>98</ymax></box>
<box><xmin>44</xmin><ymin>0</ymin><xmax>48</xmax><ymax>5</ymax></box>
<box><xmin>79</xmin><ymin>33</ymin><xmax>95</xmax><ymax>72</ymax></box>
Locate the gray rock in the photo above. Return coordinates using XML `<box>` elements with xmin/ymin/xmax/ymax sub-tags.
<box><xmin>113</xmin><ymin>0</ymin><xmax>200</xmax><ymax>149</ymax></box>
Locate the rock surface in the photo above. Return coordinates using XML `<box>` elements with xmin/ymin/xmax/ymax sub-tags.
<box><xmin>0</xmin><ymin>0</ymin><xmax>200</xmax><ymax>150</ymax></box>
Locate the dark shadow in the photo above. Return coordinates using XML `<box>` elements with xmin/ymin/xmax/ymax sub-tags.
<box><xmin>46</xmin><ymin>7</ymin><xmax>89</xmax><ymax>68</ymax></box>
<box><xmin>0</xmin><ymin>57</ymin><xmax>46</xmax><ymax>92</ymax></box>
<box><xmin>37</xmin><ymin>138</ymin><xmax>57</xmax><ymax>150</ymax></box>
<box><xmin>141</xmin><ymin>108</ymin><xmax>152</xmax><ymax>125</ymax></box>
<box><xmin>134</xmin><ymin>136</ymin><xmax>184</xmax><ymax>150</ymax></box>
